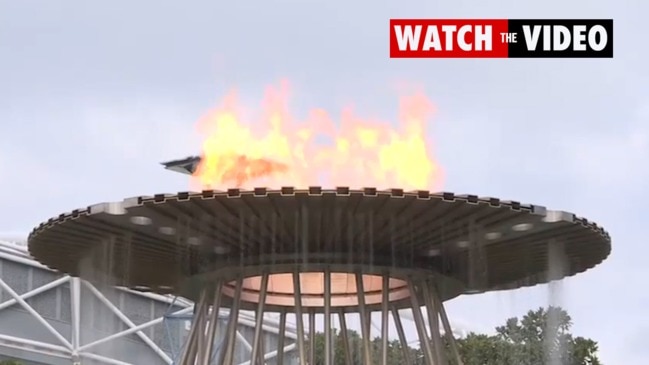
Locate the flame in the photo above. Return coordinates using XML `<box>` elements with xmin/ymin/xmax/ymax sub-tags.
<box><xmin>192</xmin><ymin>82</ymin><xmax>443</xmax><ymax>191</ymax></box>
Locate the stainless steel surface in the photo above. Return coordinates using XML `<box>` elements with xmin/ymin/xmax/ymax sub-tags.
<box><xmin>220</xmin><ymin>278</ymin><xmax>242</xmax><ymax>365</ymax></box>
<box><xmin>339</xmin><ymin>311</ymin><xmax>352</xmax><ymax>365</ymax></box>
<box><xmin>381</xmin><ymin>274</ymin><xmax>390</xmax><ymax>365</ymax></box>
<box><xmin>26</xmin><ymin>187</ymin><xmax>612</xmax><ymax>365</ymax></box>
<box><xmin>292</xmin><ymin>271</ymin><xmax>307</xmax><ymax>365</ymax></box>
<box><xmin>28</xmin><ymin>188</ymin><xmax>611</xmax><ymax>305</ymax></box>
<box><xmin>356</xmin><ymin>272</ymin><xmax>373</xmax><ymax>365</ymax></box>
<box><xmin>324</xmin><ymin>268</ymin><xmax>332</xmax><ymax>365</ymax></box>
<box><xmin>249</xmin><ymin>273</ymin><xmax>268</xmax><ymax>365</ymax></box>
<box><xmin>275</xmin><ymin>310</ymin><xmax>287</xmax><ymax>365</ymax></box>
<box><xmin>308</xmin><ymin>309</ymin><xmax>315</xmax><ymax>365</ymax></box>
<box><xmin>409</xmin><ymin>278</ymin><xmax>435</xmax><ymax>364</ymax></box>
<box><xmin>392</xmin><ymin>306</ymin><xmax>412</xmax><ymax>365</ymax></box>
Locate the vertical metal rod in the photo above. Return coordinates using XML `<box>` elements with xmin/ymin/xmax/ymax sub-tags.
<box><xmin>293</xmin><ymin>271</ymin><xmax>307</xmax><ymax>365</ymax></box>
<box><xmin>196</xmin><ymin>298</ymin><xmax>210</xmax><ymax>364</ymax></box>
<box><xmin>179</xmin><ymin>308</ymin><xmax>198</xmax><ymax>364</ymax></box>
<box><xmin>308</xmin><ymin>309</ymin><xmax>316</xmax><ymax>365</ymax></box>
<box><xmin>324</xmin><ymin>269</ymin><xmax>332</xmax><ymax>365</ymax></box>
<box><xmin>431</xmin><ymin>282</ymin><xmax>464</xmax><ymax>365</ymax></box>
<box><xmin>391</xmin><ymin>307</ymin><xmax>413</xmax><ymax>365</ymax></box>
<box><xmin>180</xmin><ymin>290</ymin><xmax>207</xmax><ymax>364</ymax></box>
<box><xmin>355</xmin><ymin>272</ymin><xmax>373</xmax><ymax>365</ymax></box>
<box><xmin>365</xmin><ymin>311</ymin><xmax>372</xmax><ymax>344</ymax></box>
<box><xmin>202</xmin><ymin>282</ymin><xmax>224</xmax><ymax>365</ymax></box>
<box><xmin>276</xmin><ymin>310</ymin><xmax>287</xmax><ymax>365</ymax></box>
<box><xmin>422</xmin><ymin>281</ymin><xmax>444</xmax><ymax>364</ymax></box>
<box><xmin>221</xmin><ymin>278</ymin><xmax>244</xmax><ymax>365</ymax></box>
<box><xmin>195</xmin><ymin>309</ymin><xmax>204</xmax><ymax>364</ymax></box>
<box><xmin>199</xmin><ymin>293</ymin><xmax>215</xmax><ymax>363</ymax></box>
<box><xmin>338</xmin><ymin>311</ymin><xmax>353</xmax><ymax>365</ymax></box>
<box><xmin>258</xmin><ymin>328</ymin><xmax>266</xmax><ymax>365</ymax></box>
<box><xmin>381</xmin><ymin>274</ymin><xmax>390</xmax><ymax>365</ymax></box>
<box><xmin>365</xmin><ymin>310</ymin><xmax>373</xmax><ymax>363</ymax></box>
<box><xmin>70</xmin><ymin>278</ymin><xmax>81</xmax><ymax>353</ymax></box>
<box><xmin>250</xmin><ymin>272</ymin><xmax>270</xmax><ymax>364</ymax></box>
<box><xmin>188</xmin><ymin>303</ymin><xmax>207</xmax><ymax>363</ymax></box>
<box><xmin>407</xmin><ymin>278</ymin><xmax>435</xmax><ymax>364</ymax></box>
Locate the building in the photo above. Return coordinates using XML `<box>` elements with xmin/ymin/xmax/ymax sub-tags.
<box><xmin>1</xmin><ymin>237</ymin><xmax>473</xmax><ymax>364</ymax></box>
<box><xmin>0</xmin><ymin>240</ymin><xmax>300</xmax><ymax>365</ymax></box>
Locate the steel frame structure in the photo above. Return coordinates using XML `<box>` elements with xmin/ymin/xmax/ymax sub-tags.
<box><xmin>0</xmin><ymin>241</ymin><xmax>302</xmax><ymax>365</ymax></box>
<box><xmin>1</xmin><ymin>239</ymin><xmax>471</xmax><ymax>365</ymax></box>
<box><xmin>26</xmin><ymin>186</ymin><xmax>611</xmax><ymax>365</ymax></box>
<box><xmin>179</xmin><ymin>271</ymin><xmax>463</xmax><ymax>365</ymax></box>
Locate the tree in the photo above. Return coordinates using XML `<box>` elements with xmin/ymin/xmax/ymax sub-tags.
<box><xmin>310</xmin><ymin>306</ymin><xmax>601</xmax><ymax>365</ymax></box>
<box><xmin>308</xmin><ymin>328</ymin><xmax>419</xmax><ymax>365</ymax></box>
<box><xmin>453</xmin><ymin>333</ymin><xmax>514</xmax><ymax>365</ymax></box>
<box><xmin>489</xmin><ymin>306</ymin><xmax>602</xmax><ymax>365</ymax></box>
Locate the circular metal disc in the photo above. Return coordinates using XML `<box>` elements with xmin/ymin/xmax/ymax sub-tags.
<box><xmin>28</xmin><ymin>187</ymin><xmax>611</xmax><ymax>309</ymax></box>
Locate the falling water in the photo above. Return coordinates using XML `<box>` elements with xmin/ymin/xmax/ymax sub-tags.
<box><xmin>77</xmin><ymin>235</ymin><xmax>120</xmax><ymax>361</ymax></box>
<box><xmin>546</xmin><ymin>240</ymin><xmax>568</xmax><ymax>365</ymax></box>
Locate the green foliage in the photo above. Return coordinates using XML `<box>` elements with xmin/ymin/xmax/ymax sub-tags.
<box><xmin>0</xmin><ymin>360</ymin><xmax>23</xmax><ymax>365</ymax></box>
<box><xmin>308</xmin><ymin>328</ymin><xmax>420</xmax><ymax>365</ymax></box>
<box><xmin>453</xmin><ymin>333</ymin><xmax>514</xmax><ymax>365</ymax></box>
<box><xmin>309</xmin><ymin>306</ymin><xmax>601</xmax><ymax>365</ymax></box>
<box><xmin>486</xmin><ymin>306</ymin><xmax>602</xmax><ymax>365</ymax></box>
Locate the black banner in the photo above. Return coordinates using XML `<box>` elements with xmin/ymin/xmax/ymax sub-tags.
<box><xmin>507</xmin><ymin>19</ymin><xmax>613</xmax><ymax>58</ymax></box>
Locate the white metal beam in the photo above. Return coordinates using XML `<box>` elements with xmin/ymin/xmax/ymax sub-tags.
<box><xmin>83</xmin><ymin>281</ymin><xmax>173</xmax><ymax>364</ymax></box>
<box><xmin>70</xmin><ymin>278</ymin><xmax>81</xmax><ymax>355</ymax></box>
<box><xmin>0</xmin><ymin>241</ymin><xmax>192</xmax><ymax>308</ymax></box>
<box><xmin>0</xmin><ymin>333</ymin><xmax>71</xmax><ymax>357</ymax></box>
<box><xmin>0</xmin><ymin>276</ymin><xmax>69</xmax><ymax>312</ymax></box>
<box><xmin>80</xmin><ymin>351</ymin><xmax>134</xmax><ymax>365</ymax></box>
<box><xmin>236</xmin><ymin>330</ymin><xmax>253</xmax><ymax>352</ymax></box>
<box><xmin>79</xmin><ymin>306</ymin><xmax>194</xmax><ymax>352</ymax></box>
<box><xmin>0</xmin><ymin>330</ymin><xmax>143</xmax><ymax>365</ymax></box>
<box><xmin>234</xmin><ymin>314</ymin><xmax>298</xmax><ymax>340</ymax></box>
<box><xmin>0</xmin><ymin>244</ymin><xmax>300</xmax><ymax>365</ymax></box>
<box><xmin>0</xmin><ymin>250</ymin><xmax>48</xmax><ymax>269</ymax></box>
<box><xmin>0</xmin><ymin>277</ymin><xmax>72</xmax><ymax>350</ymax></box>
<box><xmin>118</xmin><ymin>288</ymin><xmax>192</xmax><ymax>307</ymax></box>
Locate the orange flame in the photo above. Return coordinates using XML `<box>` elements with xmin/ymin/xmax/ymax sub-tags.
<box><xmin>192</xmin><ymin>82</ymin><xmax>443</xmax><ymax>191</ymax></box>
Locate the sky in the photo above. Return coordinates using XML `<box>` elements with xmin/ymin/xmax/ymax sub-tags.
<box><xmin>0</xmin><ymin>0</ymin><xmax>647</xmax><ymax>363</ymax></box>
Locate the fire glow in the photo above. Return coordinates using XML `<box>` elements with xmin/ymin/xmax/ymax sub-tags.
<box><xmin>191</xmin><ymin>82</ymin><xmax>442</xmax><ymax>191</ymax></box>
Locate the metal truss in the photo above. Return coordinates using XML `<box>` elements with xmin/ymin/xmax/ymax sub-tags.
<box><xmin>0</xmin><ymin>241</ymin><xmax>298</xmax><ymax>365</ymax></box>
<box><xmin>0</xmin><ymin>240</ymin><xmax>472</xmax><ymax>365</ymax></box>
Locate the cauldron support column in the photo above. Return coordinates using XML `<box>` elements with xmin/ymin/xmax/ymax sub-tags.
<box><xmin>275</xmin><ymin>310</ymin><xmax>287</xmax><ymax>365</ymax></box>
<box><xmin>292</xmin><ymin>271</ymin><xmax>307</xmax><ymax>365</ymax></box>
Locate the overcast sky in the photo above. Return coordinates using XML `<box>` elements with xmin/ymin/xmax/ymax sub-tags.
<box><xmin>1</xmin><ymin>0</ymin><xmax>646</xmax><ymax>363</ymax></box>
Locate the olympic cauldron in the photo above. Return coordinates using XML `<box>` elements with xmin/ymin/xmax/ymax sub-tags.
<box><xmin>28</xmin><ymin>185</ymin><xmax>611</xmax><ymax>365</ymax></box>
